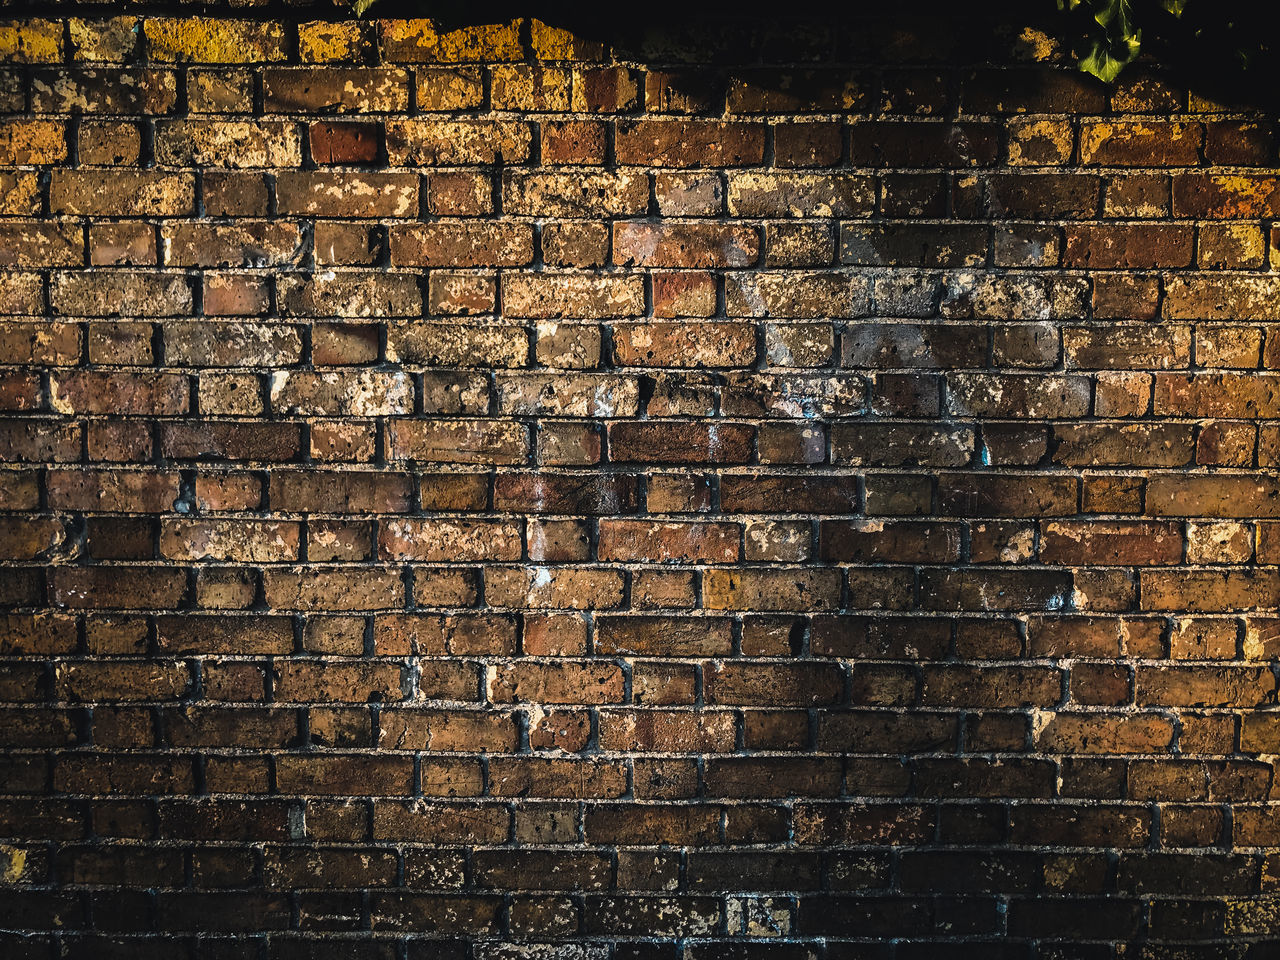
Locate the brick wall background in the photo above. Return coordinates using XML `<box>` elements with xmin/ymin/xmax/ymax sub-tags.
<box><xmin>3</xmin><ymin>6</ymin><xmax>1280</xmax><ymax>957</ymax></box>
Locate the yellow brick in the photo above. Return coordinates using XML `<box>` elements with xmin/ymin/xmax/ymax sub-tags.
<box><xmin>0</xmin><ymin>20</ymin><xmax>64</xmax><ymax>62</ymax></box>
<box><xmin>298</xmin><ymin>20</ymin><xmax>370</xmax><ymax>63</ymax></box>
<box><xmin>145</xmin><ymin>18</ymin><xmax>286</xmax><ymax>63</ymax></box>
<box><xmin>530</xmin><ymin>19</ymin><xmax>605</xmax><ymax>61</ymax></box>
<box><xmin>70</xmin><ymin>18</ymin><xmax>139</xmax><ymax>61</ymax></box>
<box><xmin>379</xmin><ymin>19</ymin><xmax>524</xmax><ymax>63</ymax></box>
<box><xmin>0</xmin><ymin>120</ymin><xmax>69</xmax><ymax>165</ymax></box>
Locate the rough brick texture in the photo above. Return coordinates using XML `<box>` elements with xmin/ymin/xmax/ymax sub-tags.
<box><xmin>3</xmin><ymin>7</ymin><xmax>1280</xmax><ymax>957</ymax></box>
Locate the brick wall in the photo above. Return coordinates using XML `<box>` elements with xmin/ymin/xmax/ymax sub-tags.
<box><xmin>3</xmin><ymin>7</ymin><xmax>1280</xmax><ymax>956</ymax></box>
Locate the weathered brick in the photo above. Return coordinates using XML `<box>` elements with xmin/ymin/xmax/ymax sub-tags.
<box><xmin>1063</xmin><ymin>224</ymin><xmax>1194</xmax><ymax>269</ymax></box>
<box><xmin>614</xmin><ymin>322</ymin><xmax>756</xmax><ymax>369</ymax></box>
<box><xmin>1039</xmin><ymin>520</ymin><xmax>1183</xmax><ymax>565</ymax></box>
<box><xmin>387</xmin><ymin>322</ymin><xmax>528</xmax><ymax>368</ymax></box>
<box><xmin>0</xmin><ymin>120</ymin><xmax>66</xmax><ymax>164</ymax></box>
<box><xmin>32</xmin><ymin>68</ymin><xmax>177</xmax><ymax>114</ymax></box>
<box><xmin>264</xmin><ymin>67</ymin><xmax>408</xmax><ymax>113</ymax></box>
<box><xmin>50</xmin><ymin>372</ymin><xmax>188</xmax><ymax>415</ymax></box>
<box><xmin>616</xmin><ymin>120</ymin><xmax>766</xmax><ymax>167</ymax></box>
<box><xmin>726</xmin><ymin>272</ymin><xmax>869</xmax><ymax>318</ymax></box>
<box><xmin>385</xmin><ymin>119</ymin><xmax>532</xmax><ymax>164</ymax></box>
<box><xmin>849</xmin><ymin>121</ymin><xmax>999</xmax><ymax>167</ymax></box>
<box><xmin>389</xmin><ymin>223</ymin><xmax>532</xmax><ymax>267</ymax></box>
<box><xmin>277</xmin><ymin>272</ymin><xmax>421</xmax><ymax>317</ymax></box>
<box><xmin>0</xmin><ymin>222</ymin><xmax>83</xmax><ymax>268</ymax></box>
<box><xmin>1080</xmin><ymin>121</ymin><xmax>1203</xmax><ymax>166</ymax></box>
<box><xmin>52</xmin><ymin>171</ymin><xmax>195</xmax><ymax>217</ymax></box>
<box><xmin>161</xmin><ymin>222</ymin><xmax>304</xmax><ymax>268</ymax></box>
<box><xmin>276</xmin><ymin>172</ymin><xmax>418</xmax><ymax>218</ymax></box>
<box><xmin>946</xmin><ymin>374</ymin><xmax>1091</xmax><ymax>419</ymax></box>
<box><xmin>613</xmin><ymin>222</ymin><xmax>759</xmax><ymax>268</ymax></box>
<box><xmin>727</xmin><ymin>172</ymin><xmax>874</xmax><ymax>217</ymax></box>
<box><xmin>503</xmin><ymin>171</ymin><xmax>648</xmax><ymax>218</ymax></box>
<box><xmin>378</xmin><ymin>19</ymin><xmax>523</xmax><ymax>63</ymax></box>
<box><xmin>502</xmin><ymin>273</ymin><xmax>644</xmax><ymax>319</ymax></box>
<box><xmin>145</xmin><ymin>19</ymin><xmax>286</xmax><ymax>63</ymax></box>
<box><xmin>0</xmin><ymin>20</ymin><xmax>63</xmax><ymax>62</ymax></box>
<box><xmin>155</xmin><ymin>121</ymin><xmax>301</xmax><ymax>167</ymax></box>
<box><xmin>270</xmin><ymin>370</ymin><xmax>412</xmax><ymax>417</ymax></box>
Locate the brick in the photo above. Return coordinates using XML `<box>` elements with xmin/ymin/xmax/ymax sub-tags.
<box><xmin>609</xmin><ymin>422</ymin><xmax>754</xmax><ymax>464</ymax></box>
<box><xmin>1039</xmin><ymin>520</ymin><xmax>1183</xmax><ymax>565</ymax></box>
<box><xmin>276</xmin><ymin>172</ymin><xmax>418</xmax><ymax>218</ymax></box>
<box><xmin>842</xmin><ymin>224</ymin><xmax>986</xmax><ymax>267</ymax></box>
<box><xmin>1079</xmin><ymin>121</ymin><xmax>1203</xmax><ymax>165</ymax></box>
<box><xmin>504</xmin><ymin>171</ymin><xmax>648</xmax><ymax>218</ymax></box>
<box><xmin>159</xmin><ymin>519</ymin><xmax>299</xmax><ymax>563</ymax></box>
<box><xmin>502</xmin><ymin>273</ymin><xmax>644</xmax><ymax>319</ymax></box>
<box><xmin>50</xmin><ymin>372</ymin><xmax>188</xmax><ymax>415</ymax></box>
<box><xmin>0</xmin><ymin>222</ymin><xmax>82</xmax><ymax>268</ymax></box>
<box><xmin>378</xmin><ymin>19</ymin><xmax>523</xmax><ymax>63</ymax></box>
<box><xmin>1173</xmin><ymin>174</ymin><xmax>1280</xmax><ymax>218</ymax></box>
<box><xmin>1052</xmin><ymin>423</ymin><xmax>1192</xmax><ymax>468</ymax></box>
<box><xmin>52</xmin><ymin>171</ymin><xmax>195</xmax><ymax>217</ymax></box>
<box><xmin>0</xmin><ymin>20</ymin><xmax>63</xmax><ymax>62</ymax></box>
<box><xmin>390</xmin><ymin>223</ymin><xmax>532</xmax><ymax>267</ymax></box>
<box><xmin>485</xmin><ymin>567</ymin><xmax>624</xmax><ymax>611</ymax></box>
<box><xmin>613</xmin><ymin>322</ymin><xmax>756</xmax><ymax>369</ymax></box>
<box><xmin>31</xmin><ymin>68</ymin><xmax>177</xmax><ymax>114</ymax></box>
<box><xmin>388</xmin><ymin>322</ymin><xmax>527</xmax><ymax>368</ymax></box>
<box><xmin>278</xmin><ymin>272</ymin><xmax>421</xmax><ymax>317</ymax></box>
<box><xmin>0</xmin><ymin>172</ymin><xmax>40</xmax><ymax>216</ymax></box>
<box><xmin>160</xmin><ymin>422</ymin><xmax>301</xmax><ymax>462</ymax></box>
<box><xmin>388</xmin><ymin>420</ymin><xmax>529</xmax><ymax>464</ymax></box>
<box><xmin>946</xmin><ymin>374</ymin><xmax>1091</xmax><ymax>418</ymax></box>
<box><xmin>1063</xmin><ymin>224</ymin><xmax>1194</xmax><ymax>269</ymax></box>
<box><xmin>615</xmin><ymin>120</ymin><xmax>765</xmax><ymax>167</ymax></box>
<box><xmin>849</xmin><ymin>121</ymin><xmax>999</xmax><ymax>167</ymax></box>
<box><xmin>154</xmin><ymin>121</ymin><xmax>301</xmax><ymax>168</ymax></box>
<box><xmin>385</xmin><ymin>119</ymin><xmax>531</xmax><ymax>164</ymax></box>
<box><xmin>145</xmin><ymin>19</ymin><xmax>285</xmax><ymax>63</ymax></box>
<box><xmin>309</xmin><ymin>121</ymin><xmax>381</xmax><ymax>164</ymax></box>
<box><xmin>161</xmin><ymin>222</ymin><xmax>303</xmax><ymax>268</ymax></box>
<box><xmin>598</xmin><ymin>520</ymin><xmax>740</xmax><ymax>564</ymax></box>
<box><xmin>1007</xmin><ymin>117</ymin><xmax>1073</xmax><ymax>164</ymax></box>
<box><xmin>264</xmin><ymin>67</ymin><xmax>408</xmax><ymax>113</ymax></box>
<box><xmin>263</xmin><ymin>568</ymin><xmax>404</xmax><ymax>611</ymax></box>
<box><xmin>270</xmin><ymin>370</ymin><xmax>412</xmax><ymax>417</ymax></box>
<box><xmin>613</xmin><ymin>222</ymin><xmax>759</xmax><ymax>268</ymax></box>
<box><xmin>378</xmin><ymin>519</ymin><xmax>521</xmax><ymax>562</ymax></box>
<box><xmin>727</xmin><ymin>173</ymin><xmax>873</xmax><ymax>217</ymax></box>
<box><xmin>0</xmin><ymin>120</ymin><xmax>66</xmax><ymax>164</ymax></box>
<box><xmin>1064</xmin><ymin>324</ymin><xmax>1191</xmax><ymax>369</ymax></box>
<box><xmin>487</xmin><ymin>661</ymin><xmax>623</xmax><ymax>704</ymax></box>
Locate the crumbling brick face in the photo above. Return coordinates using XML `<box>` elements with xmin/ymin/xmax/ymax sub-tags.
<box><xmin>2</xmin><ymin>8</ymin><xmax>1280</xmax><ymax>956</ymax></box>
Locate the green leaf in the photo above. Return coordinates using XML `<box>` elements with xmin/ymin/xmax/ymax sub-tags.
<box><xmin>1077</xmin><ymin>28</ymin><xmax>1142</xmax><ymax>82</ymax></box>
<box><xmin>1159</xmin><ymin>0</ymin><xmax>1188</xmax><ymax>15</ymax></box>
<box><xmin>1087</xmin><ymin>0</ymin><xmax>1131</xmax><ymax>31</ymax></box>
<box><xmin>350</xmin><ymin>0</ymin><xmax>380</xmax><ymax>15</ymax></box>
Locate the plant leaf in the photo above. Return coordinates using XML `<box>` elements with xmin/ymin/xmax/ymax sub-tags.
<box><xmin>350</xmin><ymin>0</ymin><xmax>381</xmax><ymax>16</ymax></box>
<box><xmin>1077</xmin><ymin>28</ymin><xmax>1142</xmax><ymax>82</ymax></box>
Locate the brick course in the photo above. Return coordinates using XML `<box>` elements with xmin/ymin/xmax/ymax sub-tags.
<box><xmin>3</xmin><ymin>7</ymin><xmax>1280</xmax><ymax>956</ymax></box>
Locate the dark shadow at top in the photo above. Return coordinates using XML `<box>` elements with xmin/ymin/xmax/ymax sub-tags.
<box><xmin>365</xmin><ymin>0</ymin><xmax>1278</xmax><ymax>116</ymax></box>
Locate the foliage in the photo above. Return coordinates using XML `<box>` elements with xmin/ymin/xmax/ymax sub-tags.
<box><xmin>1056</xmin><ymin>0</ymin><xmax>1185</xmax><ymax>82</ymax></box>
